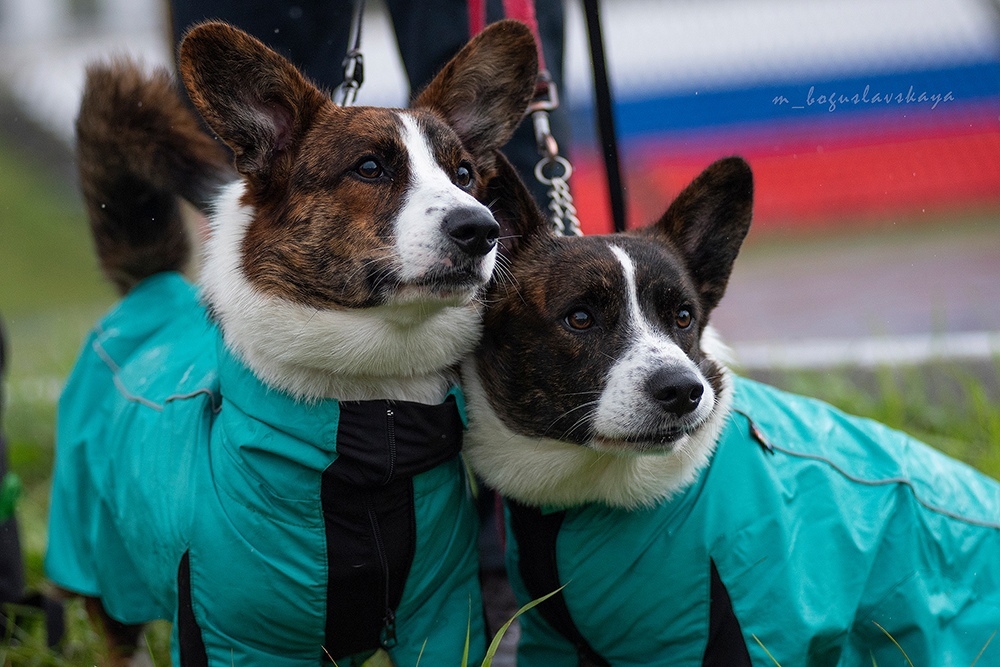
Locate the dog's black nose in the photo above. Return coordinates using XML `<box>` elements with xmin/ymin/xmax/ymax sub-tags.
<box><xmin>444</xmin><ymin>208</ymin><xmax>500</xmax><ymax>257</ymax></box>
<box><xmin>647</xmin><ymin>368</ymin><xmax>704</xmax><ymax>417</ymax></box>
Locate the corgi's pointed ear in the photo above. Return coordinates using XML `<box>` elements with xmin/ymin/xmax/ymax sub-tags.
<box><xmin>413</xmin><ymin>19</ymin><xmax>538</xmax><ymax>158</ymax></box>
<box><xmin>179</xmin><ymin>21</ymin><xmax>328</xmax><ymax>189</ymax></box>
<box><xmin>484</xmin><ymin>152</ymin><xmax>553</xmax><ymax>259</ymax></box>
<box><xmin>643</xmin><ymin>157</ymin><xmax>753</xmax><ymax>314</ymax></box>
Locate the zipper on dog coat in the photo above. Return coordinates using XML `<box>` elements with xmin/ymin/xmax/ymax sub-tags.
<box><xmin>320</xmin><ymin>396</ymin><xmax>464</xmax><ymax>657</ymax></box>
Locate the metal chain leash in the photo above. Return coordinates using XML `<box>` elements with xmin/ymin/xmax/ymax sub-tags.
<box><xmin>534</xmin><ymin>154</ymin><xmax>581</xmax><ymax>237</ymax></box>
<box><xmin>530</xmin><ymin>77</ymin><xmax>582</xmax><ymax>237</ymax></box>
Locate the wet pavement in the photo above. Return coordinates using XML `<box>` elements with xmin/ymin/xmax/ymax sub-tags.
<box><xmin>712</xmin><ymin>215</ymin><xmax>1000</xmax><ymax>369</ymax></box>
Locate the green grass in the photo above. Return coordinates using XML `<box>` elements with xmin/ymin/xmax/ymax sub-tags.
<box><xmin>750</xmin><ymin>361</ymin><xmax>1000</xmax><ymax>480</ymax></box>
<box><xmin>1</xmin><ymin>139</ymin><xmax>999</xmax><ymax>664</ymax></box>
<box><xmin>0</xmin><ymin>135</ymin><xmax>113</xmax><ymax>481</ymax></box>
<box><xmin>0</xmin><ymin>138</ymin><xmax>120</xmax><ymax>665</ymax></box>
<box><xmin>0</xmin><ymin>140</ymin><xmax>112</xmax><ymax>317</ymax></box>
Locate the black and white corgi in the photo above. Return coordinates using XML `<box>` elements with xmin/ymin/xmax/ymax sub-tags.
<box><xmin>47</xmin><ymin>20</ymin><xmax>538</xmax><ymax>666</ymax></box>
<box><xmin>465</xmin><ymin>157</ymin><xmax>1000</xmax><ymax>665</ymax></box>
<box><xmin>466</xmin><ymin>157</ymin><xmax>749</xmax><ymax>510</ymax></box>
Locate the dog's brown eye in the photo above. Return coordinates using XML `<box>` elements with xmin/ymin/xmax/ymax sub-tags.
<box><xmin>676</xmin><ymin>308</ymin><xmax>693</xmax><ymax>329</ymax></box>
<box><xmin>455</xmin><ymin>163</ymin><xmax>473</xmax><ymax>188</ymax></box>
<box><xmin>356</xmin><ymin>159</ymin><xmax>383</xmax><ymax>179</ymax></box>
<box><xmin>565</xmin><ymin>309</ymin><xmax>594</xmax><ymax>331</ymax></box>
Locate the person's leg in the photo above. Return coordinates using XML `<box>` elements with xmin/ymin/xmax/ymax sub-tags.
<box><xmin>383</xmin><ymin>0</ymin><xmax>470</xmax><ymax>97</ymax></box>
<box><xmin>167</xmin><ymin>0</ymin><xmax>353</xmax><ymax>90</ymax></box>
<box><xmin>382</xmin><ymin>4</ymin><xmax>571</xmax><ymax>643</ymax></box>
<box><xmin>385</xmin><ymin>0</ymin><xmax>569</xmax><ymax>208</ymax></box>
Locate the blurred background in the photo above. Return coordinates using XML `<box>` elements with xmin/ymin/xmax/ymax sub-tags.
<box><xmin>0</xmin><ymin>0</ymin><xmax>998</xmax><ymax>662</ymax></box>
<box><xmin>2</xmin><ymin>0</ymin><xmax>998</xmax><ymax>362</ymax></box>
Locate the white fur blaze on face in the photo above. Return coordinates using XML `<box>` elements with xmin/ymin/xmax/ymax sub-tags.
<box><xmin>392</xmin><ymin>114</ymin><xmax>497</xmax><ymax>297</ymax></box>
<box><xmin>590</xmin><ymin>245</ymin><xmax>717</xmax><ymax>450</ymax></box>
<box><xmin>461</xmin><ymin>356</ymin><xmax>733</xmax><ymax>510</ymax></box>
<box><xmin>199</xmin><ymin>181</ymin><xmax>483</xmax><ymax>404</ymax></box>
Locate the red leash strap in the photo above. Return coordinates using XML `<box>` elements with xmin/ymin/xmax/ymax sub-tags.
<box><xmin>468</xmin><ymin>0</ymin><xmax>548</xmax><ymax>73</ymax></box>
<box><xmin>467</xmin><ymin>0</ymin><xmax>486</xmax><ymax>43</ymax></box>
<box><xmin>501</xmin><ymin>0</ymin><xmax>548</xmax><ymax>72</ymax></box>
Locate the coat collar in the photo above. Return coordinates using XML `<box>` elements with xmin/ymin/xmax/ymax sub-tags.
<box><xmin>214</xmin><ymin>332</ymin><xmax>467</xmax><ymax>478</ymax></box>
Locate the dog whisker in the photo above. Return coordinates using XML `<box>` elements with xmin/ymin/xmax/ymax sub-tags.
<box><xmin>542</xmin><ymin>400</ymin><xmax>600</xmax><ymax>439</ymax></box>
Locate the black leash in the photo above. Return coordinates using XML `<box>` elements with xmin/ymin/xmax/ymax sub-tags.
<box><xmin>582</xmin><ymin>0</ymin><xmax>627</xmax><ymax>232</ymax></box>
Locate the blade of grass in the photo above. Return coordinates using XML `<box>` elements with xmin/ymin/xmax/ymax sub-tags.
<box><xmin>970</xmin><ymin>629</ymin><xmax>997</xmax><ymax>667</ymax></box>
<box><xmin>146</xmin><ymin>633</ymin><xmax>158</xmax><ymax>667</ymax></box>
<box><xmin>872</xmin><ymin>621</ymin><xmax>914</xmax><ymax>667</ymax></box>
<box><xmin>460</xmin><ymin>603</ymin><xmax>470</xmax><ymax>667</ymax></box>
<box><xmin>481</xmin><ymin>586</ymin><xmax>565</xmax><ymax>667</ymax></box>
<box><xmin>751</xmin><ymin>634</ymin><xmax>782</xmax><ymax>667</ymax></box>
<box><xmin>321</xmin><ymin>645</ymin><xmax>340</xmax><ymax>666</ymax></box>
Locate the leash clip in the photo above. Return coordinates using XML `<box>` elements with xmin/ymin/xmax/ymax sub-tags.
<box><xmin>532</xmin><ymin>110</ymin><xmax>560</xmax><ymax>161</ymax></box>
<box><xmin>528</xmin><ymin>71</ymin><xmax>559</xmax><ymax>113</ymax></box>
<box><xmin>337</xmin><ymin>49</ymin><xmax>365</xmax><ymax>107</ymax></box>
<box><xmin>530</xmin><ymin>71</ymin><xmax>560</xmax><ymax>159</ymax></box>
<box><xmin>336</xmin><ymin>0</ymin><xmax>366</xmax><ymax>106</ymax></box>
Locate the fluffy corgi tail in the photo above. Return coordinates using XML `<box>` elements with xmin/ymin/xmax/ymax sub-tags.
<box><xmin>76</xmin><ymin>59</ymin><xmax>234</xmax><ymax>294</ymax></box>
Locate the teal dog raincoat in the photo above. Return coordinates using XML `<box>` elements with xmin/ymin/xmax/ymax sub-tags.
<box><xmin>507</xmin><ymin>376</ymin><xmax>1000</xmax><ymax>666</ymax></box>
<box><xmin>46</xmin><ymin>272</ymin><xmax>485</xmax><ymax>666</ymax></box>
